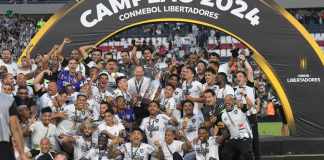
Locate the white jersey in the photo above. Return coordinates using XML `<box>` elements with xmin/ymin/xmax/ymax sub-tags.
<box><xmin>107</xmin><ymin>72</ymin><xmax>125</xmax><ymax>92</ymax></box>
<box><xmin>160</xmin><ymin>88</ymin><xmax>183</xmax><ymax>107</ymax></box>
<box><xmin>182</xmin><ymin>80</ymin><xmax>203</xmax><ymax>115</ymax></box>
<box><xmin>119</xmin><ymin>143</ymin><xmax>155</xmax><ymax>160</ymax></box>
<box><xmin>87</xmin><ymin>98</ymin><xmax>100</xmax><ymax>121</ymax></box>
<box><xmin>112</xmin><ymin>88</ymin><xmax>132</xmax><ymax>102</ymax></box>
<box><xmin>0</xmin><ymin>60</ymin><xmax>18</xmax><ymax>76</ymax></box>
<box><xmin>160</xmin><ymin>140</ymin><xmax>184</xmax><ymax>160</ymax></box>
<box><xmin>128</xmin><ymin>77</ymin><xmax>151</xmax><ymax>98</ymax></box>
<box><xmin>202</xmin><ymin>83</ymin><xmax>218</xmax><ymax>93</ymax></box>
<box><xmin>221</xmin><ymin>107</ymin><xmax>253</xmax><ymax>139</ymax></box>
<box><xmin>56</xmin><ymin>104</ymin><xmax>91</xmax><ymax>136</ymax></box>
<box><xmin>159</xmin><ymin>96</ymin><xmax>181</xmax><ymax>121</ymax></box>
<box><xmin>29</xmin><ymin>121</ymin><xmax>59</xmax><ymax>151</ymax></box>
<box><xmin>17</xmin><ymin>64</ymin><xmax>37</xmax><ymax>76</ymax></box>
<box><xmin>194</xmin><ymin>137</ymin><xmax>220</xmax><ymax>160</ymax></box>
<box><xmin>97</xmin><ymin>123</ymin><xmax>125</xmax><ymax>137</ymax></box>
<box><xmin>179</xmin><ymin>114</ymin><xmax>205</xmax><ymax>142</ymax></box>
<box><xmin>39</xmin><ymin>93</ymin><xmax>58</xmax><ymax>109</ymax></box>
<box><xmin>216</xmin><ymin>84</ymin><xmax>234</xmax><ymax>99</ymax></box>
<box><xmin>234</xmin><ymin>85</ymin><xmax>256</xmax><ymax>116</ymax></box>
<box><xmin>218</xmin><ymin>63</ymin><xmax>233</xmax><ymax>83</ymax></box>
<box><xmin>92</xmin><ymin>86</ymin><xmax>113</xmax><ymax>104</ymax></box>
<box><xmin>73</xmin><ymin>136</ymin><xmax>96</xmax><ymax>160</ymax></box>
<box><xmin>84</xmin><ymin>148</ymin><xmax>114</xmax><ymax>160</ymax></box>
<box><xmin>140</xmin><ymin>114</ymin><xmax>171</xmax><ymax>145</ymax></box>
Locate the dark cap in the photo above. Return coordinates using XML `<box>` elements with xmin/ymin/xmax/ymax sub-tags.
<box><xmin>77</xmin><ymin>92</ymin><xmax>88</xmax><ymax>98</ymax></box>
<box><xmin>115</xmin><ymin>76</ymin><xmax>127</xmax><ymax>85</ymax></box>
<box><xmin>41</xmin><ymin>107</ymin><xmax>52</xmax><ymax>114</ymax></box>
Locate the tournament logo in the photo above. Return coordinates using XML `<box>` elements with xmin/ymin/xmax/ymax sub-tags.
<box><xmin>299</xmin><ymin>56</ymin><xmax>308</xmax><ymax>71</ymax></box>
<box><xmin>286</xmin><ymin>56</ymin><xmax>321</xmax><ymax>84</ymax></box>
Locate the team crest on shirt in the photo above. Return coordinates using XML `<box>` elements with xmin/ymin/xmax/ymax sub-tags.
<box><xmin>234</xmin><ymin>110</ymin><xmax>238</xmax><ymax>114</ymax></box>
<box><xmin>192</xmin><ymin>118</ymin><xmax>196</xmax><ymax>123</ymax></box>
<box><xmin>155</xmin><ymin>119</ymin><xmax>159</xmax><ymax>123</ymax></box>
<box><xmin>140</xmin><ymin>148</ymin><xmax>144</xmax><ymax>153</ymax></box>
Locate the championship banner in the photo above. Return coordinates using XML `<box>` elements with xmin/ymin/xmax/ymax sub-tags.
<box><xmin>23</xmin><ymin>0</ymin><xmax>324</xmax><ymax>137</ymax></box>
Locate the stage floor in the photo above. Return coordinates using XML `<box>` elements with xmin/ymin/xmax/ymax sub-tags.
<box><xmin>260</xmin><ymin>136</ymin><xmax>324</xmax><ymax>159</ymax></box>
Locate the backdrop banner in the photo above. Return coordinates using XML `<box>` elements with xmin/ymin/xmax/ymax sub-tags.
<box><xmin>24</xmin><ymin>0</ymin><xmax>324</xmax><ymax>137</ymax></box>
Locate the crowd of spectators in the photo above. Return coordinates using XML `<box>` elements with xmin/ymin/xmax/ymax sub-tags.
<box><xmin>0</xmin><ymin>14</ymin><xmax>38</xmax><ymax>61</ymax></box>
<box><xmin>288</xmin><ymin>8</ymin><xmax>324</xmax><ymax>25</ymax></box>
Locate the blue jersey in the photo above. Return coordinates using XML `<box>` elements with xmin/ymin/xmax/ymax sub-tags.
<box><xmin>57</xmin><ymin>70</ymin><xmax>84</xmax><ymax>91</ymax></box>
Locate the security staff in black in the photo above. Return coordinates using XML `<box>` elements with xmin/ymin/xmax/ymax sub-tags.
<box><xmin>221</xmin><ymin>95</ymin><xmax>254</xmax><ymax>160</ymax></box>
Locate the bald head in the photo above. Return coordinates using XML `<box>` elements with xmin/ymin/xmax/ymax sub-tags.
<box><xmin>224</xmin><ymin>94</ymin><xmax>234</xmax><ymax>110</ymax></box>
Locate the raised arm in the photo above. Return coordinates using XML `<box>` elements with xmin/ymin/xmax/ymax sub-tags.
<box><xmin>54</xmin><ymin>37</ymin><xmax>72</xmax><ymax>58</ymax></box>
<box><xmin>42</xmin><ymin>44</ymin><xmax>59</xmax><ymax>70</ymax></box>
<box><xmin>78</xmin><ymin>44</ymin><xmax>96</xmax><ymax>59</ymax></box>
<box><xmin>153</xmin><ymin>141</ymin><xmax>165</xmax><ymax>160</ymax></box>
<box><xmin>245</xmin><ymin>94</ymin><xmax>255</xmax><ymax>109</ymax></box>
<box><xmin>62</xmin><ymin>134</ymin><xmax>76</xmax><ymax>143</ymax></box>
<box><xmin>9</xmin><ymin>103</ymin><xmax>29</xmax><ymax>160</ymax></box>
<box><xmin>33</xmin><ymin>69</ymin><xmax>51</xmax><ymax>92</ymax></box>
<box><xmin>25</xmin><ymin>44</ymin><xmax>33</xmax><ymax>65</ymax></box>
<box><xmin>108</xmin><ymin>138</ymin><xmax>123</xmax><ymax>159</ymax></box>
<box><xmin>130</xmin><ymin>44</ymin><xmax>140</xmax><ymax>65</ymax></box>
<box><xmin>243</xmin><ymin>60</ymin><xmax>254</xmax><ymax>82</ymax></box>
<box><xmin>179</xmin><ymin>130</ymin><xmax>192</xmax><ymax>152</ymax></box>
